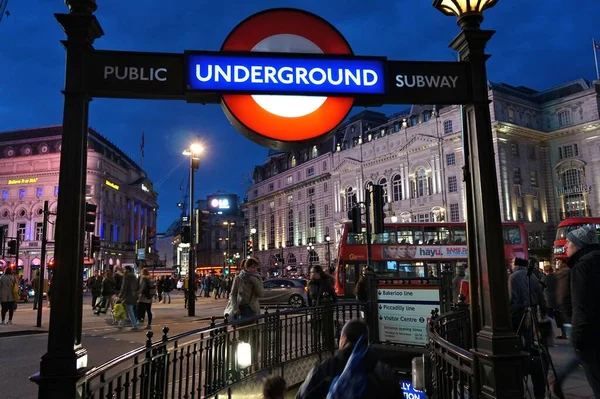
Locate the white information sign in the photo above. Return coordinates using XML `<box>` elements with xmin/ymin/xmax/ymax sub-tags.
<box><xmin>377</xmin><ymin>286</ymin><xmax>440</xmax><ymax>346</ymax></box>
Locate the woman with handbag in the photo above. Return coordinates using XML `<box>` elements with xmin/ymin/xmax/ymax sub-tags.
<box><xmin>0</xmin><ymin>267</ymin><xmax>18</xmax><ymax>324</ymax></box>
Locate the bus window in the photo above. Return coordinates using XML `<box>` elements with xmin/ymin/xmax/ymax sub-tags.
<box><xmin>503</xmin><ymin>226</ymin><xmax>522</xmax><ymax>244</ymax></box>
<box><xmin>397</xmin><ymin>228</ymin><xmax>413</xmax><ymax>244</ymax></box>
<box><xmin>414</xmin><ymin>228</ymin><xmax>423</xmax><ymax>244</ymax></box>
<box><xmin>346</xmin><ymin>232</ymin><xmax>366</xmax><ymax>245</ymax></box>
<box><xmin>372</xmin><ymin>227</ymin><xmax>396</xmax><ymax>244</ymax></box>
<box><xmin>424</xmin><ymin>226</ymin><xmax>450</xmax><ymax>244</ymax></box>
<box><xmin>451</xmin><ymin>226</ymin><xmax>467</xmax><ymax>244</ymax></box>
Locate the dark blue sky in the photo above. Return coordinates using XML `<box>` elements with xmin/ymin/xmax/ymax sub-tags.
<box><xmin>1</xmin><ymin>1</ymin><xmax>598</xmax><ymax>231</ymax></box>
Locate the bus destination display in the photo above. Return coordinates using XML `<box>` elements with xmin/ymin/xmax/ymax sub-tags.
<box><xmin>377</xmin><ymin>285</ymin><xmax>440</xmax><ymax>346</ymax></box>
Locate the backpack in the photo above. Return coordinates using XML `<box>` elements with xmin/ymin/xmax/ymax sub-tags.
<box><xmin>327</xmin><ymin>335</ymin><xmax>369</xmax><ymax>399</ymax></box>
<box><xmin>145</xmin><ymin>279</ymin><xmax>157</xmax><ymax>299</ymax></box>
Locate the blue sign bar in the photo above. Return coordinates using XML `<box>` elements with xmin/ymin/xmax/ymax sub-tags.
<box><xmin>186</xmin><ymin>53</ymin><xmax>386</xmax><ymax>95</ymax></box>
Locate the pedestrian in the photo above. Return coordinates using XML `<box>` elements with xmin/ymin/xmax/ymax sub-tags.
<box><xmin>88</xmin><ymin>270</ymin><xmax>102</xmax><ymax>310</ymax></box>
<box><xmin>551</xmin><ymin>225</ymin><xmax>600</xmax><ymax>398</ymax></box>
<box><xmin>354</xmin><ymin>266</ymin><xmax>372</xmax><ymax>302</ymax></box>
<box><xmin>113</xmin><ymin>266</ymin><xmax>124</xmax><ymax>294</ymax></box>
<box><xmin>32</xmin><ymin>271</ymin><xmax>40</xmax><ymax>310</ymax></box>
<box><xmin>307</xmin><ymin>265</ymin><xmax>337</xmax><ymax>307</ymax></box>
<box><xmin>541</xmin><ymin>264</ymin><xmax>559</xmax><ymax>343</ymax></box>
<box><xmin>263</xmin><ymin>376</ymin><xmax>286</xmax><ymax>399</ymax></box>
<box><xmin>137</xmin><ymin>268</ymin><xmax>155</xmax><ymax>330</ymax></box>
<box><xmin>0</xmin><ymin>267</ymin><xmax>18</xmax><ymax>325</ymax></box>
<box><xmin>157</xmin><ymin>276</ymin><xmax>164</xmax><ymax>303</ymax></box>
<box><xmin>308</xmin><ymin>265</ymin><xmax>338</xmax><ymax>351</ymax></box>
<box><xmin>297</xmin><ymin>319</ymin><xmax>403</xmax><ymax>398</ymax></box>
<box><xmin>452</xmin><ymin>265</ymin><xmax>466</xmax><ymax>303</ymax></box>
<box><xmin>228</xmin><ymin>258</ymin><xmax>263</xmax><ymax>319</ymax></box>
<box><xmin>97</xmin><ymin>269</ymin><xmax>115</xmax><ymax>315</ymax></box>
<box><xmin>554</xmin><ymin>258</ymin><xmax>570</xmax><ymax>340</ymax></box>
<box><xmin>118</xmin><ymin>265</ymin><xmax>139</xmax><ymax>331</ymax></box>
<box><xmin>163</xmin><ymin>275</ymin><xmax>172</xmax><ymax>304</ymax></box>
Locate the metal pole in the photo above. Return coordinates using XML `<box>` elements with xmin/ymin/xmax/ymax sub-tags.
<box><xmin>15</xmin><ymin>234</ymin><xmax>20</xmax><ymax>274</ymax></box>
<box><xmin>450</xmin><ymin>25</ymin><xmax>523</xmax><ymax>397</ymax></box>
<box><xmin>188</xmin><ymin>157</ymin><xmax>195</xmax><ymax>317</ymax></box>
<box><xmin>364</xmin><ymin>192</ymin><xmax>372</xmax><ymax>269</ymax></box>
<box><xmin>36</xmin><ymin>201</ymin><xmax>49</xmax><ymax>327</ymax></box>
<box><xmin>31</xmin><ymin>2</ymin><xmax>103</xmax><ymax>397</ymax></box>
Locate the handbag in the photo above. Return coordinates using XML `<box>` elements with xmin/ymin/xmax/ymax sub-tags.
<box><xmin>12</xmin><ymin>280</ymin><xmax>19</xmax><ymax>302</ymax></box>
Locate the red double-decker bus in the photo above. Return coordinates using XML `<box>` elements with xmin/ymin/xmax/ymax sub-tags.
<box><xmin>333</xmin><ymin>221</ymin><xmax>528</xmax><ymax>298</ymax></box>
<box><xmin>553</xmin><ymin>217</ymin><xmax>600</xmax><ymax>261</ymax></box>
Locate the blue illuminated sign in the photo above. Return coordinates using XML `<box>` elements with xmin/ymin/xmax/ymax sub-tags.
<box><xmin>400</xmin><ymin>381</ymin><xmax>425</xmax><ymax>399</ymax></box>
<box><xmin>186</xmin><ymin>53</ymin><xmax>386</xmax><ymax>95</ymax></box>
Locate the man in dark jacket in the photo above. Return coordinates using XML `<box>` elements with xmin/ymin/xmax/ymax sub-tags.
<box><xmin>118</xmin><ymin>266</ymin><xmax>139</xmax><ymax>331</ymax></box>
<box><xmin>554</xmin><ymin>225</ymin><xmax>600</xmax><ymax>397</ymax></box>
<box><xmin>88</xmin><ymin>270</ymin><xmax>102</xmax><ymax>309</ymax></box>
<box><xmin>554</xmin><ymin>258</ymin><xmax>571</xmax><ymax>339</ymax></box>
<box><xmin>297</xmin><ymin>319</ymin><xmax>402</xmax><ymax>399</ymax></box>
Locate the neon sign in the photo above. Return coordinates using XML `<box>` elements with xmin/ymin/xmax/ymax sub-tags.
<box><xmin>210</xmin><ymin>198</ymin><xmax>230</xmax><ymax>210</ymax></box>
<box><xmin>8</xmin><ymin>178</ymin><xmax>39</xmax><ymax>185</ymax></box>
<box><xmin>105</xmin><ymin>180</ymin><xmax>120</xmax><ymax>190</ymax></box>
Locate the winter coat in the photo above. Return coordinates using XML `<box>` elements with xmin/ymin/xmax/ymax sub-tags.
<box><xmin>355</xmin><ymin>276</ymin><xmax>368</xmax><ymax>302</ymax></box>
<box><xmin>297</xmin><ymin>345</ymin><xmax>403</xmax><ymax>399</ymax></box>
<box><xmin>164</xmin><ymin>277</ymin><xmax>173</xmax><ymax>292</ymax></box>
<box><xmin>508</xmin><ymin>266</ymin><xmax>547</xmax><ymax>313</ymax></box>
<box><xmin>0</xmin><ymin>274</ymin><xmax>17</xmax><ymax>302</ymax></box>
<box><xmin>114</xmin><ymin>272</ymin><xmax>123</xmax><ymax>292</ymax></box>
<box><xmin>101</xmin><ymin>276</ymin><xmax>115</xmax><ymax>297</ymax></box>
<box><xmin>88</xmin><ymin>276</ymin><xmax>102</xmax><ymax>293</ymax></box>
<box><xmin>555</xmin><ymin>266</ymin><xmax>572</xmax><ymax>322</ymax></box>
<box><xmin>137</xmin><ymin>276</ymin><xmax>153</xmax><ymax>304</ymax></box>
<box><xmin>542</xmin><ymin>273</ymin><xmax>558</xmax><ymax>309</ymax></box>
<box><xmin>230</xmin><ymin>270</ymin><xmax>264</xmax><ymax>315</ymax></box>
<box><xmin>566</xmin><ymin>243</ymin><xmax>600</xmax><ymax>351</ymax></box>
<box><xmin>119</xmin><ymin>272</ymin><xmax>139</xmax><ymax>306</ymax></box>
<box><xmin>307</xmin><ymin>276</ymin><xmax>337</xmax><ymax>307</ymax></box>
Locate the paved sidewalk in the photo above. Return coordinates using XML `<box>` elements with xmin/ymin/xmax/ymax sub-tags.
<box><xmin>547</xmin><ymin>340</ymin><xmax>596</xmax><ymax>399</ymax></box>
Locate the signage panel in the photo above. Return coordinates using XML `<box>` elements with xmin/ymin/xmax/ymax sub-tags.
<box><xmin>186</xmin><ymin>52</ymin><xmax>386</xmax><ymax>96</ymax></box>
<box><xmin>88</xmin><ymin>50</ymin><xmax>185</xmax><ymax>99</ymax></box>
<box><xmin>384</xmin><ymin>61</ymin><xmax>471</xmax><ymax>105</ymax></box>
<box><xmin>207</xmin><ymin>194</ymin><xmax>238</xmax><ymax>215</ymax></box>
<box><xmin>381</xmin><ymin>245</ymin><xmax>468</xmax><ymax>260</ymax></box>
<box><xmin>377</xmin><ymin>285</ymin><xmax>440</xmax><ymax>346</ymax></box>
<box><xmin>8</xmin><ymin>178</ymin><xmax>38</xmax><ymax>185</ymax></box>
<box><xmin>399</xmin><ymin>381</ymin><xmax>425</xmax><ymax>399</ymax></box>
<box><xmin>105</xmin><ymin>180</ymin><xmax>120</xmax><ymax>190</ymax></box>
<box><xmin>137</xmin><ymin>248</ymin><xmax>146</xmax><ymax>260</ymax></box>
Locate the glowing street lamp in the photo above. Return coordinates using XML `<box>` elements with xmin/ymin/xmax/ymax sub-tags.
<box><xmin>433</xmin><ymin>0</ymin><xmax>498</xmax><ymax>28</ymax></box>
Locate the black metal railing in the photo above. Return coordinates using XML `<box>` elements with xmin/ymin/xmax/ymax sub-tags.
<box><xmin>76</xmin><ymin>302</ymin><xmax>361</xmax><ymax>399</ymax></box>
<box><xmin>428</xmin><ymin>302</ymin><xmax>476</xmax><ymax>399</ymax></box>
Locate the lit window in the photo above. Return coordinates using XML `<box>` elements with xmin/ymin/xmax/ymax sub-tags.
<box><xmin>1</xmin><ymin>189</ymin><xmax>7</xmax><ymax>200</ymax></box>
<box><xmin>446</xmin><ymin>153</ymin><xmax>456</xmax><ymax>166</ymax></box>
<box><xmin>36</xmin><ymin>187</ymin><xmax>43</xmax><ymax>197</ymax></box>
<box><xmin>306</xmin><ymin>167</ymin><xmax>315</xmax><ymax>177</ymax></box>
<box><xmin>19</xmin><ymin>188</ymin><xmax>25</xmax><ymax>199</ymax></box>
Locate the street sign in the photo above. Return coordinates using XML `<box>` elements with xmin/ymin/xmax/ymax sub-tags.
<box><xmin>88</xmin><ymin>50</ymin><xmax>185</xmax><ymax>99</ymax></box>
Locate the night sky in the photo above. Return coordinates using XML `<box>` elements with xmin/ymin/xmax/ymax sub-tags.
<box><xmin>1</xmin><ymin>1</ymin><xmax>598</xmax><ymax>231</ymax></box>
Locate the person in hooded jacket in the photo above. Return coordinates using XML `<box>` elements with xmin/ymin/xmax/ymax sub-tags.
<box><xmin>297</xmin><ymin>319</ymin><xmax>402</xmax><ymax>399</ymax></box>
<box><xmin>230</xmin><ymin>257</ymin><xmax>264</xmax><ymax>319</ymax></box>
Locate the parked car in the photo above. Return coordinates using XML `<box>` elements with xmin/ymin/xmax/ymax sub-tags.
<box><xmin>260</xmin><ymin>278</ymin><xmax>308</xmax><ymax>308</ymax></box>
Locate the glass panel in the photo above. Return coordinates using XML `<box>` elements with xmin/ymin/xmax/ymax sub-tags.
<box><xmin>503</xmin><ymin>226</ymin><xmax>522</xmax><ymax>244</ymax></box>
<box><xmin>451</xmin><ymin>226</ymin><xmax>467</xmax><ymax>244</ymax></box>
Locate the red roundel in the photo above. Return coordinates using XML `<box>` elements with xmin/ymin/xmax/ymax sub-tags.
<box><xmin>220</xmin><ymin>8</ymin><xmax>355</xmax><ymax>149</ymax></box>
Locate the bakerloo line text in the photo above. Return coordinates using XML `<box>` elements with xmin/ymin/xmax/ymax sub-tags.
<box><xmin>194</xmin><ymin>64</ymin><xmax>380</xmax><ymax>86</ymax></box>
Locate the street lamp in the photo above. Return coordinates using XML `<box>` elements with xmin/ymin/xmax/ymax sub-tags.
<box><xmin>324</xmin><ymin>235</ymin><xmax>332</xmax><ymax>273</ymax></box>
<box><xmin>183</xmin><ymin>140</ymin><xmax>203</xmax><ymax>317</ymax></box>
<box><xmin>249</xmin><ymin>227</ymin><xmax>257</xmax><ymax>259</ymax></box>
<box><xmin>307</xmin><ymin>243</ymin><xmax>315</xmax><ymax>273</ymax></box>
<box><xmin>433</xmin><ymin>1</ymin><xmax>524</xmax><ymax>396</ymax></box>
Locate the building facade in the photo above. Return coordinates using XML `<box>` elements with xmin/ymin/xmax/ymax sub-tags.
<box><xmin>0</xmin><ymin>126</ymin><xmax>159</xmax><ymax>280</ymax></box>
<box><xmin>245</xmin><ymin>78</ymin><xmax>600</xmax><ymax>265</ymax></box>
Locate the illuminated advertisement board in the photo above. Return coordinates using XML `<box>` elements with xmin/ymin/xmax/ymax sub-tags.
<box><xmin>207</xmin><ymin>194</ymin><xmax>237</xmax><ymax>214</ymax></box>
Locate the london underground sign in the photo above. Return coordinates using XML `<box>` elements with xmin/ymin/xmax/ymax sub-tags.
<box><xmin>86</xmin><ymin>7</ymin><xmax>472</xmax><ymax>149</ymax></box>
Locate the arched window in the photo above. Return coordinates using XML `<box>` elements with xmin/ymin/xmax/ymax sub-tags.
<box><xmin>291</xmin><ymin>156</ymin><xmax>297</xmax><ymax>168</ymax></box>
<box><xmin>346</xmin><ymin>187</ymin><xmax>357</xmax><ymax>211</ymax></box>
<box><xmin>378</xmin><ymin>177</ymin><xmax>388</xmax><ymax>204</ymax></box>
<box><xmin>312</xmin><ymin>146</ymin><xmax>318</xmax><ymax>159</ymax></box>
<box><xmin>416</xmin><ymin>169</ymin><xmax>430</xmax><ymax>197</ymax></box>
<box><xmin>392</xmin><ymin>174</ymin><xmax>403</xmax><ymax>201</ymax></box>
<box><xmin>559</xmin><ymin>168</ymin><xmax>588</xmax><ymax>217</ymax></box>
<box><xmin>364</xmin><ymin>180</ymin><xmax>373</xmax><ymax>190</ymax></box>
<box><xmin>286</xmin><ymin>253</ymin><xmax>297</xmax><ymax>265</ymax></box>
<box><xmin>309</xmin><ymin>250</ymin><xmax>320</xmax><ymax>265</ymax></box>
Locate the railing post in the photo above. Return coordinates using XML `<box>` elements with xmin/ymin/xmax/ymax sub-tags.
<box><xmin>441</xmin><ymin>264</ymin><xmax>454</xmax><ymax>313</ymax></box>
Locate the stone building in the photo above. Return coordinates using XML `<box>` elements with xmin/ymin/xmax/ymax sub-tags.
<box><xmin>0</xmin><ymin>126</ymin><xmax>159</xmax><ymax>280</ymax></box>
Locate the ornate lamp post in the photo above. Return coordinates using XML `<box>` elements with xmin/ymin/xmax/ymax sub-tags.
<box><xmin>433</xmin><ymin>1</ymin><xmax>523</xmax><ymax>397</ymax></box>
<box><xmin>324</xmin><ymin>234</ymin><xmax>332</xmax><ymax>273</ymax></box>
<box><xmin>307</xmin><ymin>243</ymin><xmax>315</xmax><ymax>273</ymax></box>
<box><xmin>183</xmin><ymin>141</ymin><xmax>203</xmax><ymax>317</ymax></box>
<box><xmin>249</xmin><ymin>227</ymin><xmax>257</xmax><ymax>259</ymax></box>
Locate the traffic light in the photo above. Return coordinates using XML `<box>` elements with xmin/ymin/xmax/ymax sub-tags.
<box><xmin>347</xmin><ymin>206</ymin><xmax>361</xmax><ymax>233</ymax></box>
<box><xmin>197</xmin><ymin>210</ymin><xmax>209</xmax><ymax>244</ymax></box>
<box><xmin>247</xmin><ymin>240</ymin><xmax>253</xmax><ymax>256</ymax></box>
<box><xmin>181</xmin><ymin>225</ymin><xmax>191</xmax><ymax>244</ymax></box>
<box><xmin>7</xmin><ymin>240</ymin><xmax>16</xmax><ymax>255</ymax></box>
<box><xmin>368</xmin><ymin>184</ymin><xmax>385</xmax><ymax>235</ymax></box>
<box><xmin>147</xmin><ymin>227</ymin><xmax>156</xmax><ymax>247</ymax></box>
<box><xmin>91</xmin><ymin>235</ymin><xmax>101</xmax><ymax>255</ymax></box>
<box><xmin>85</xmin><ymin>202</ymin><xmax>97</xmax><ymax>233</ymax></box>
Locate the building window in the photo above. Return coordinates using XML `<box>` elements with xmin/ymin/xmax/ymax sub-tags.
<box><xmin>54</xmin><ymin>185</ymin><xmax>59</xmax><ymax>196</ymax></box>
<box><xmin>287</xmin><ymin>209</ymin><xmax>294</xmax><ymax>244</ymax></box>
<box><xmin>530</xmin><ymin>170</ymin><xmax>538</xmax><ymax>187</ymax></box>
<box><xmin>511</xmin><ymin>142</ymin><xmax>519</xmax><ymax>156</ymax></box>
<box><xmin>286</xmin><ymin>176</ymin><xmax>292</xmax><ymax>185</ymax></box>
<box><xmin>448</xmin><ymin>176</ymin><xmax>458</xmax><ymax>193</ymax></box>
<box><xmin>17</xmin><ymin>223</ymin><xmax>26</xmax><ymax>242</ymax></box>
<box><xmin>307</xmin><ymin>187</ymin><xmax>315</xmax><ymax>197</ymax></box>
<box><xmin>35</xmin><ymin>187</ymin><xmax>43</xmax><ymax>198</ymax></box>
<box><xmin>346</xmin><ymin>187</ymin><xmax>357</xmax><ymax>211</ymax></box>
<box><xmin>525</xmin><ymin>113</ymin><xmax>533</xmax><ymax>127</ymax></box>
<box><xmin>450</xmin><ymin>203</ymin><xmax>460</xmax><ymax>222</ymax></box>
<box><xmin>312</xmin><ymin>146</ymin><xmax>318</xmax><ymax>159</ymax></box>
<box><xmin>270</xmin><ymin>214</ymin><xmax>275</xmax><ymax>246</ymax></box>
<box><xmin>378</xmin><ymin>178</ymin><xmax>388</xmax><ymax>204</ymax></box>
<box><xmin>508</xmin><ymin>108</ymin><xmax>515</xmax><ymax>122</ymax></box>
<box><xmin>324</xmin><ymin>182</ymin><xmax>328</xmax><ymax>192</ymax></box>
<box><xmin>533</xmin><ymin>197</ymin><xmax>542</xmax><ymax>221</ymax></box>
<box><xmin>35</xmin><ymin>222</ymin><xmax>43</xmax><ymax>241</ymax></box>
<box><xmin>308</xmin><ymin>204</ymin><xmax>316</xmax><ymax>228</ymax></box>
<box><xmin>393</xmin><ymin>122</ymin><xmax>400</xmax><ymax>132</ymax></box>
<box><xmin>528</xmin><ymin>146</ymin><xmax>536</xmax><ymax>160</ymax></box>
<box><xmin>558</xmin><ymin>110</ymin><xmax>572</xmax><ymax>127</ymax></box>
<box><xmin>410</xmin><ymin>115</ymin><xmax>418</xmax><ymax>126</ymax></box>
<box><xmin>416</xmin><ymin>169</ymin><xmax>430</xmax><ymax>197</ymax></box>
<box><xmin>268</xmin><ymin>183</ymin><xmax>274</xmax><ymax>192</ymax></box>
<box><xmin>1</xmin><ymin>189</ymin><xmax>7</xmax><ymax>200</ymax></box>
<box><xmin>291</xmin><ymin>156</ymin><xmax>297</xmax><ymax>168</ymax></box>
<box><xmin>269</xmin><ymin>201</ymin><xmax>275</xmax><ymax>209</ymax></box>
<box><xmin>392</xmin><ymin>175</ymin><xmax>403</xmax><ymax>201</ymax></box>
<box><xmin>446</xmin><ymin>153</ymin><xmax>456</xmax><ymax>166</ymax></box>
<box><xmin>324</xmin><ymin>204</ymin><xmax>329</xmax><ymax>217</ymax></box>
<box><xmin>322</xmin><ymin>161</ymin><xmax>327</xmax><ymax>171</ymax></box>
<box><xmin>559</xmin><ymin>144</ymin><xmax>578</xmax><ymax>160</ymax></box>
<box><xmin>423</xmin><ymin>111</ymin><xmax>431</xmax><ymax>122</ymax></box>
<box><xmin>306</xmin><ymin>167</ymin><xmax>315</xmax><ymax>177</ymax></box>
<box><xmin>298</xmin><ymin>191</ymin><xmax>303</xmax><ymax>200</ymax></box>
<box><xmin>19</xmin><ymin>188</ymin><xmax>25</xmax><ymax>199</ymax></box>
<box><xmin>513</xmin><ymin>168</ymin><xmax>522</xmax><ymax>184</ymax></box>
<box><xmin>287</xmin><ymin>195</ymin><xmax>293</xmax><ymax>202</ymax></box>
<box><xmin>443</xmin><ymin>120</ymin><xmax>453</xmax><ymax>135</ymax></box>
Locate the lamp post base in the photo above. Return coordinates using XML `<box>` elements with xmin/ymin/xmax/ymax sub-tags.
<box><xmin>31</xmin><ymin>347</ymin><xmax>89</xmax><ymax>398</ymax></box>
